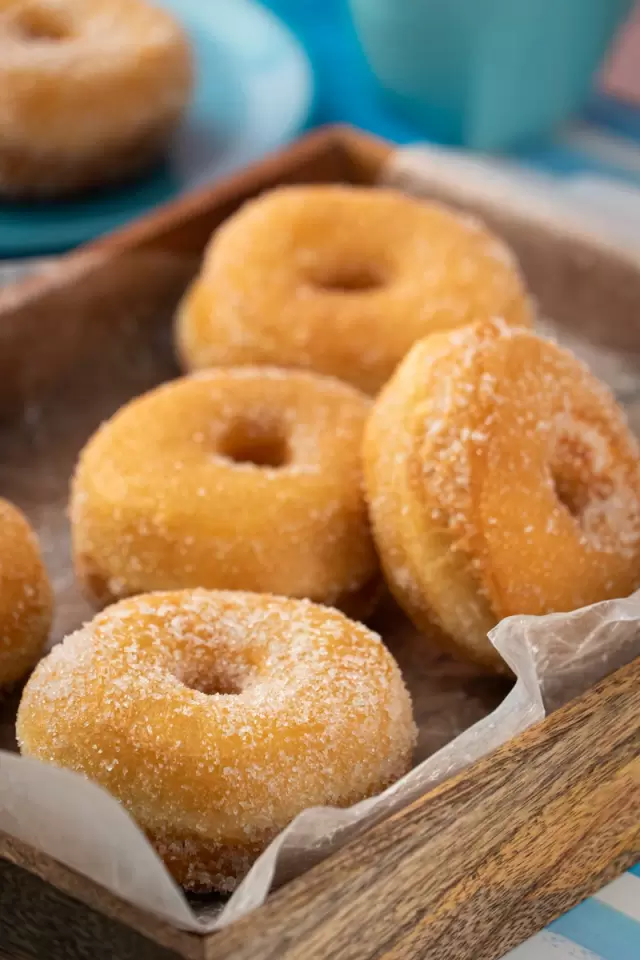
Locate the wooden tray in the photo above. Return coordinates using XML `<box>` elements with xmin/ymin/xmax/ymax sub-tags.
<box><xmin>0</xmin><ymin>127</ymin><xmax>638</xmax><ymax>960</ymax></box>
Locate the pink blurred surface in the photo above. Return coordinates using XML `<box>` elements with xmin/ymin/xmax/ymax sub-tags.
<box><xmin>603</xmin><ymin>2</ymin><xmax>640</xmax><ymax>101</ymax></box>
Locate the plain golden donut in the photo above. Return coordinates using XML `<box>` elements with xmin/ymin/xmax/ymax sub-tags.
<box><xmin>0</xmin><ymin>0</ymin><xmax>192</xmax><ymax>196</ymax></box>
<box><xmin>363</xmin><ymin>319</ymin><xmax>640</xmax><ymax>672</ymax></box>
<box><xmin>0</xmin><ymin>498</ymin><xmax>52</xmax><ymax>690</ymax></box>
<box><xmin>17</xmin><ymin>589</ymin><xmax>416</xmax><ymax>891</ymax></box>
<box><xmin>71</xmin><ymin>368</ymin><xmax>379</xmax><ymax>617</ymax></box>
<box><xmin>175</xmin><ymin>185</ymin><xmax>533</xmax><ymax>394</ymax></box>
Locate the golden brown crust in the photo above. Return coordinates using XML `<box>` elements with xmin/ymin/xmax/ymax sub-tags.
<box><xmin>0</xmin><ymin>0</ymin><xmax>192</xmax><ymax>197</ymax></box>
<box><xmin>147</xmin><ymin>828</ymin><xmax>272</xmax><ymax>894</ymax></box>
<box><xmin>71</xmin><ymin>368</ymin><xmax>379</xmax><ymax>619</ymax></box>
<box><xmin>363</xmin><ymin>320</ymin><xmax>640</xmax><ymax>672</ymax></box>
<box><xmin>175</xmin><ymin>185</ymin><xmax>533</xmax><ymax>394</ymax></box>
<box><xmin>0</xmin><ymin>498</ymin><xmax>53</xmax><ymax>689</ymax></box>
<box><xmin>18</xmin><ymin>590</ymin><xmax>416</xmax><ymax>892</ymax></box>
<box><xmin>0</xmin><ymin>112</ymin><xmax>181</xmax><ymax>198</ymax></box>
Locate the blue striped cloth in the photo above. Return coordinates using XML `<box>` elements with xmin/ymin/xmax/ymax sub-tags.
<box><xmin>265</xmin><ymin>4</ymin><xmax>640</xmax><ymax>957</ymax></box>
<box><xmin>506</xmin><ymin>866</ymin><xmax>640</xmax><ymax>959</ymax></box>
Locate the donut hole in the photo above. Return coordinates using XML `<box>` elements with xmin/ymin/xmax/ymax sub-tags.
<box><xmin>219</xmin><ymin>418</ymin><xmax>289</xmax><ymax>469</ymax></box>
<box><xmin>553</xmin><ymin>471</ymin><xmax>584</xmax><ymax>518</ymax></box>
<box><xmin>309</xmin><ymin>263</ymin><xmax>386</xmax><ymax>294</ymax></box>
<box><xmin>183</xmin><ymin>673</ymin><xmax>242</xmax><ymax>696</ymax></box>
<box><xmin>12</xmin><ymin>6</ymin><xmax>70</xmax><ymax>42</ymax></box>
<box><xmin>551</xmin><ymin>432</ymin><xmax>606</xmax><ymax>521</ymax></box>
<box><xmin>176</xmin><ymin>657</ymin><xmax>247</xmax><ymax>696</ymax></box>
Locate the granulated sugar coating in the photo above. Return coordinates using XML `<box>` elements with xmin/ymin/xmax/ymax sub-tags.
<box><xmin>17</xmin><ymin>589</ymin><xmax>416</xmax><ymax>892</ymax></box>
<box><xmin>363</xmin><ymin>319</ymin><xmax>640</xmax><ymax>672</ymax></box>
<box><xmin>0</xmin><ymin>498</ymin><xmax>53</xmax><ymax>690</ymax></box>
<box><xmin>175</xmin><ymin>185</ymin><xmax>533</xmax><ymax>394</ymax></box>
<box><xmin>71</xmin><ymin>367</ymin><xmax>379</xmax><ymax>619</ymax></box>
<box><xmin>0</xmin><ymin>0</ymin><xmax>192</xmax><ymax>196</ymax></box>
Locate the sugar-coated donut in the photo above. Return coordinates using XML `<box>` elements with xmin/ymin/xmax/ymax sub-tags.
<box><xmin>363</xmin><ymin>319</ymin><xmax>640</xmax><ymax>672</ymax></box>
<box><xmin>175</xmin><ymin>185</ymin><xmax>533</xmax><ymax>394</ymax></box>
<box><xmin>72</xmin><ymin>368</ymin><xmax>378</xmax><ymax>617</ymax></box>
<box><xmin>18</xmin><ymin>589</ymin><xmax>416</xmax><ymax>892</ymax></box>
<box><xmin>0</xmin><ymin>498</ymin><xmax>52</xmax><ymax>690</ymax></box>
<box><xmin>0</xmin><ymin>0</ymin><xmax>192</xmax><ymax>197</ymax></box>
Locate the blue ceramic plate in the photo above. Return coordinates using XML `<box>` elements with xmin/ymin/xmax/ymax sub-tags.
<box><xmin>0</xmin><ymin>0</ymin><xmax>313</xmax><ymax>257</ymax></box>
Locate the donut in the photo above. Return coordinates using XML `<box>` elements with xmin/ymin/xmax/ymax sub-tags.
<box><xmin>0</xmin><ymin>498</ymin><xmax>52</xmax><ymax>690</ymax></box>
<box><xmin>363</xmin><ymin>319</ymin><xmax>640</xmax><ymax>672</ymax></box>
<box><xmin>0</xmin><ymin>0</ymin><xmax>192</xmax><ymax>197</ymax></box>
<box><xmin>17</xmin><ymin>589</ymin><xmax>416</xmax><ymax>891</ymax></box>
<box><xmin>71</xmin><ymin>368</ymin><xmax>379</xmax><ymax>617</ymax></box>
<box><xmin>175</xmin><ymin>185</ymin><xmax>534</xmax><ymax>394</ymax></box>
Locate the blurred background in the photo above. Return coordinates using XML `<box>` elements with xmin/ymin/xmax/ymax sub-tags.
<box><xmin>2</xmin><ymin>0</ymin><xmax>640</xmax><ymax>260</ymax></box>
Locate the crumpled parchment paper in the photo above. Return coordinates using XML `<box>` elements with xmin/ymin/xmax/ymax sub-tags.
<box><xmin>1</xmin><ymin>591</ymin><xmax>639</xmax><ymax>933</ymax></box>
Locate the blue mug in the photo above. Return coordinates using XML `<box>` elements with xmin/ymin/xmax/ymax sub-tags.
<box><xmin>349</xmin><ymin>0</ymin><xmax>634</xmax><ymax>149</ymax></box>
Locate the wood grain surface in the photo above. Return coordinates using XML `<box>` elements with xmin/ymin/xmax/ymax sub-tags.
<box><xmin>0</xmin><ymin>858</ymin><xmax>184</xmax><ymax>960</ymax></box>
<box><xmin>1</xmin><ymin>656</ymin><xmax>637</xmax><ymax>960</ymax></box>
<box><xmin>0</xmin><ymin>832</ymin><xmax>199</xmax><ymax>960</ymax></box>
<box><xmin>203</xmin><ymin>657</ymin><xmax>640</xmax><ymax>960</ymax></box>
<box><xmin>0</xmin><ymin>127</ymin><xmax>638</xmax><ymax>959</ymax></box>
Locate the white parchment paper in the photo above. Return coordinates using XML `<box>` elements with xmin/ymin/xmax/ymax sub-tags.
<box><xmin>1</xmin><ymin>592</ymin><xmax>639</xmax><ymax>933</ymax></box>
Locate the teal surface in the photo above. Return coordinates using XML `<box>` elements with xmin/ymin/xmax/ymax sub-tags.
<box><xmin>268</xmin><ymin>1</ymin><xmax>640</xmax><ymax>172</ymax></box>
<box><xmin>0</xmin><ymin>0</ymin><xmax>312</xmax><ymax>257</ymax></box>
<box><xmin>548</xmin><ymin>897</ymin><xmax>640</xmax><ymax>960</ymax></box>
<box><xmin>349</xmin><ymin>0</ymin><xmax>633</xmax><ymax>149</ymax></box>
